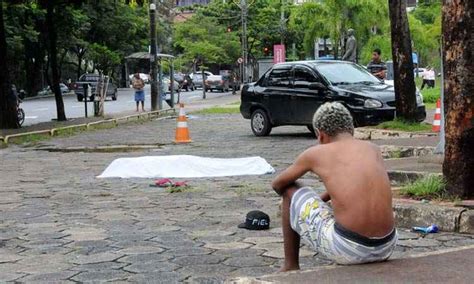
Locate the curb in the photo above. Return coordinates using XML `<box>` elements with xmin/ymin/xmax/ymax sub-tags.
<box><xmin>3</xmin><ymin>108</ymin><xmax>175</xmax><ymax>145</ymax></box>
<box><xmin>3</xmin><ymin>129</ymin><xmax>53</xmax><ymax>144</ymax></box>
<box><xmin>23</xmin><ymin>92</ymin><xmax>75</xmax><ymax>101</ymax></box>
<box><xmin>393</xmin><ymin>200</ymin><xmax>472</xmax><ymax>233</ymax></box>
<box><xmin>387</xmin><ymin>170</ymin><xmax>441</xmax><ymax>186</ymax></box>
<box><xmin>355</xmin><ymin>128</ymin><xmax>437</xmax><ymax>140</ymax></box>
<box><xmin>227</xmin><ymin>245</ymin><xmax>474</xmax><ymax>284</ymax></box>
<box><xmin>380</xmin><ymin>145</ymin><xmax>435</xmax><ymax>159</ymax></box>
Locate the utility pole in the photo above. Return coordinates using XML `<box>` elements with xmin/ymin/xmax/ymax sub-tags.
<box><xmin>149</xmin><ymin>1</ymin><xmax>159</xmax><ymax>110</ymax></box>
<box><xmin>240</xmin><ymin>0</ymin><xmax>248</xmax><ymax>84</ymax></box>
<box><xmin>435</xmin><ymin>40</ymin><xmax>445</xmax><ymax>155</ymax></box>
<box><xmin>280</xmin><ymin>0</ymin><xmax>285</xmax><ymax>45</ymax></box>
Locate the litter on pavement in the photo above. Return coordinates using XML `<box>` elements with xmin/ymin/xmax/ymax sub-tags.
<box><xmin>411</xmin><ymin>224</ymin><xmax>439</xmax><ymax>234</ymax></box>
<box><xmin>152</xmin><ymin>178</ymin><xmax>188</xmax><ymax>187</ymax></box>
<box><xmin>97</xmin><ymin>155</ymin><xmax>275</xmax><ymax>178</ymax></box>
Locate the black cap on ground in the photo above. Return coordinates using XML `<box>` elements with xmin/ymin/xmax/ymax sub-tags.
<box><xmin>238</xmin><ymin>210</ymin><xmax>270</xmax><ymax>230</ymax></box>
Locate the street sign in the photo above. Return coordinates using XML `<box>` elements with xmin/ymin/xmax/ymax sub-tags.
<box><xmin>237</xmin><ymin>57</ymin><xmax>243</xmax><ymax>64</ymax></box>
<box><xmin>273</xmin><ymin>44</ymin><xmax>286</xmax><ymax>64</ymax></box>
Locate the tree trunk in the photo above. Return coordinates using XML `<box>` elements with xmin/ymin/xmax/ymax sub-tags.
<box><xmin>388</xmin><ymin>0</ymin><xmax>418</xmax><ymax>121</ymax></box>
<box><xmin>76</xmin><ymin>49</ymin><xmax>84</xmax><ymax>80</ymax></box>
<box><xmin>0</xmin><ymin>0</ymin><xmax>19</xmax><ymax>129</ymax></box>
<box><xmin>442</xmin><ymin>0</ymin><xmax>474</xmax><ymax>198</ymax></box>
<box><xmin>45</xmin><ymin>1</ymin><xmax>67</xmax><ymax>121</ymax></box>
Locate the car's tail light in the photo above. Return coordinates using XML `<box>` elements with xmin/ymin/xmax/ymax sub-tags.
<box><xmin>220</xmin><ymin>80</ymin><xmax>224</xmax><ymax>84</ymax></box>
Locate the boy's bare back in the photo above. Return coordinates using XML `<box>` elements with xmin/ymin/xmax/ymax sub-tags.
<box><xmin>305</xmin><ymin>139</ymin><xmax>394</xmax><ymax>238</ymax></box>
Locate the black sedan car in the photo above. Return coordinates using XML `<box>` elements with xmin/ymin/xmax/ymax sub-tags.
<box><xmin>240</xmin><ymin>60</ymin><xmax>426</xmax><ymax>136</ymax></box>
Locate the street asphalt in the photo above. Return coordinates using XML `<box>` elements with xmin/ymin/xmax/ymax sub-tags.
<box><xmin>0</xmin><ymin>106</ymin><xmax>472</xmax><ymax>282</ymax></box>
<box><xmin>20</xmin><ymin>85</ymin><xmax>232</xmax><ymax>126</ymax></box>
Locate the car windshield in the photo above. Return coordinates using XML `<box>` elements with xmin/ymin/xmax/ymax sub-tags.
<box><xmin>314</xmin><ymin>62</ymin><xmax>381</xmax><ymax>85</ymax></box>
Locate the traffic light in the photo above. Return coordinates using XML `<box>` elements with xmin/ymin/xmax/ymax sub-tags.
<box><xmin>263</xmin><ymin>47</ymin><xmax>270</xmax><ymax>56</ymax></box>
<box><xmin>227</xmin><ymin>26</ymin><xmax>232</xmax><ymax>33</ymax></box>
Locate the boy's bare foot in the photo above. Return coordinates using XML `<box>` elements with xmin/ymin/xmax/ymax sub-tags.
<box><xmin>278</xmin><ymin>264</ymin><xmax>300</xmax><ymax>273</ymax></box>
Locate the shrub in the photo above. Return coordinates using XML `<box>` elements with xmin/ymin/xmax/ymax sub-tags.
<box><xmin>400</xmin><ymin>175</ymin><xmax>446</xmax><ymax>199</ymax></box>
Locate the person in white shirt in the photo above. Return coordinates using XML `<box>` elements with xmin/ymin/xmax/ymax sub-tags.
<box><xmin>421</xmin><ymin>67</ymin><xmax>435</xmax><ymax>90</ymax></box>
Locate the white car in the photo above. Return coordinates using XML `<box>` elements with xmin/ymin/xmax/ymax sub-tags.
<box><xmin>190</xmin><ymin>71</ymin><xmax>213</xmax><ymax>79</ymax></box>
<box><xmin>37</xmin><ymin>83</ymin><xmax>70</xmax><ymax>96</ymax></box>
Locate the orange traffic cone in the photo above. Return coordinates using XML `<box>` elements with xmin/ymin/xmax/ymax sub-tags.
<box><xmin>432</xmin><ymin>99</ymin><xmax>441</xmax><ymax>132</ymax></box>
<box><xmin>174</xmin><ymin>103</ymin><xmax>192</xmax><ymax>143</ymax></box>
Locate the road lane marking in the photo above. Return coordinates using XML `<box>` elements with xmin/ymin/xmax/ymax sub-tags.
<box><xmin>35</xmin><ymin>108</ymin><xmax>49</xmax><ymax>111</ymax></box>
<box><xmin>25</xmin><ymin>116</ymin><xmax>38</xmax><ymax>119</ymax></box>
<box><xmin>189</xmin><ymin>96</ymin><xmax>201</xmax><ymax>99</ymax></box>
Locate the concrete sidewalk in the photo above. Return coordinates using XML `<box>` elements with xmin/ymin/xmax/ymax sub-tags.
<box><xmin>240</xmin><ymin>246</ymin><xmax>473</xmax><ymax>283</ymax></box>
<box><xmin>1</xmin><ymin>112</ymin><xmax>471</xmax><ymax>283</ymax></box>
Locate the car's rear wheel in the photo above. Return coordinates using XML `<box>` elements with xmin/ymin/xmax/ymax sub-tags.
<box><xmin>251</xmin><ymin>109</ymin><xmax>272</xmax><ymax>136</ymax></box>
<box><xmin>112</xmin><ymin>93</ymin><xmax>117</xmax><ymax>101</ymax></box>
<box><xmin>77</xmin><ymin>95</ymin><xmax>83</xmax><ymax>102</ymax></box>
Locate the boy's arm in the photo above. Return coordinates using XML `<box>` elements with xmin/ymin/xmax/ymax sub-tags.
<box><xmin>272</xmin><ymin>149</ymin><xmax>314</xmax><ymax>196</ymax></box>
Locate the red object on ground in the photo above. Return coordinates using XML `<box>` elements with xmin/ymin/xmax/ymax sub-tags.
<box><xmin>154</xmin><ymin>178</ymin><xmax>188</xmax><ymax>188</ymax></box>
<box><xmin>432</xmin><ymin>99</ymin><xmax>441</xmax><ymax>132</ymax></box>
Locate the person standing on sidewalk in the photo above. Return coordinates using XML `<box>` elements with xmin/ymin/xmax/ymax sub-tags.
<box><xmin>367</xmin><ymin>48</ymin><xmax>387</xmax><ymax>80</ymax></box>
<box><xmin>420</xmin><ymin>67</ymin><xmax>436</xmax><ymax>90</ymax></box>
<box><xmin>425</xmin><ymin>67</ymin><xmax>435</xmax><ymax>89</ymax></box>
<box><xmin>132</xmin><ymin>73</ymin><xmax>145</xmax><ymax>112</ymax></box>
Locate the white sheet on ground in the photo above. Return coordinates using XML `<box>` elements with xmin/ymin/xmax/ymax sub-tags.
<box><xmin>97</xmin><ymin>155</ymin><xmax>275</xmax><ymax>178</ymax></box>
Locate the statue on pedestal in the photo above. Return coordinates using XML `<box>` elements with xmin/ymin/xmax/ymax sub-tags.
<box><xmin>342</xmin><ymin>29</ymin><xmax>357</xmax><ymax>63</ymax></box>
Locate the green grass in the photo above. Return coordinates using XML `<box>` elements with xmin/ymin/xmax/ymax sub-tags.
<box><xmin>375</xmin><ymin>118</ymin><xmax>432</xmax><ymax>132</ymax></box>
<box><xmin>195</xmin><ymin>105</ymin><xmax>240</xmax><ymax>115</ymax></box>
<box><xmin>389</xmin><ymin>149</ymin><xmax>402</xmax><ymax>159</ymax></box>
<box><xmin>10</xmin><ymin>133</ymin><xmax>51</xmax><ymax>145</ymax></box>
<box><xmin>55</xmin><ymin>127</ymin><xmax>85</xmax><ymax>137</ymax></box>
<box><xmin>424</xmin><ymin>102</ymin><xmax>437</xmax><ymax>110</ymax></box>
<box><xmin>401</xmin><ymin>175</ymin><xmax>446</xmax><ymax>199</ymax></box>
<box><xmin>167</xmin><ymin>186</ymin><xmax>189</xmax><ymax>193</ymax></box>
<box><xmin>415</xmin><ymin>77</ymin><xmax>441</xmax><ymax>104</ymax></box>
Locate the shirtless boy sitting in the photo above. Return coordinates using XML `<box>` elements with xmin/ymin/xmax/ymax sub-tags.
<box><xmin>272</xmin><ymin>102</ymin><xmax>397</xmax><ymax>271</ymax></box>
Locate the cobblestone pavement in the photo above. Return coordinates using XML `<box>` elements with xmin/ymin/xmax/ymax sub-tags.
<box><xmin>1</xmin><ymin>113</ymin><xmax>473</xmax><ymax>283</ymax></box>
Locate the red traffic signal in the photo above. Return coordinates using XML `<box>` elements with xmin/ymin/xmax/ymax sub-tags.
<box><xmin>263</xmin><ymin>47</ymin><xmax>270</xmax><ymax>55</ymax></box>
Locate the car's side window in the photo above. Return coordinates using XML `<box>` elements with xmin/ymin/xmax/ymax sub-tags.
<box><xmin>293</xmin><ymin>67</ymin><xmax>320</xmax><ymax>88</ymax></box>
<box><xmin>267</xmin><ymin>68</ymin><xmax>292</xmax><ymax>88</ymax></box>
